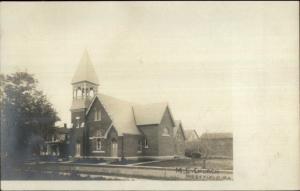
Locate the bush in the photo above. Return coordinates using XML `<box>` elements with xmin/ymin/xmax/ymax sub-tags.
<box><xmin>185</xmin><ymin>150</ymin><xmax>192</xmax><ymax>157</ymax></box>
<box><xmin>191</xmin><ymin>152</ymin><xmax>201</xmax><ymax>158</ymax></box>
<box><xmin>185</xmin><ymin>150</ymin><xmax>202</xmax><ymax>159</ymax></box>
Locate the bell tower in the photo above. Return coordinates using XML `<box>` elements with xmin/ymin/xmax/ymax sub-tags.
<box><xmin>71</xmin><ymin>50</ymin><xmax>99</xmax><ymax>112</ymax></box>
<box><xmin>70</xmin><ymin>50</ymin><xmax>99</xmax><ymax>156</ymax></box>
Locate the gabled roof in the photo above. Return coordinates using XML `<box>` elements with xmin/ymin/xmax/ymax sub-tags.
<box><xmin>86</xmin><ymin>93</ymin><xmax>141</xmax><ymax>135</ymax></box>
<box><xmin>184</xmin><ymin>129</ymin><xmax>200</xmax><ymax>140</ymax></box>
<box><xmin>200</xmin><ymin>132</ymin><xmax>233</xmax><ymax>139</ymax></box>
<box><xmin>174</xmin><ymin>120</ymin><xmax>181</xmax><ymax>127</ymax></box>
<box><xmin>71</xmin><ymin>50</ymin><xmax>99</xmax><ymax>85</ymax></box>
<box><xmin>85</xmin><ymin>93</ymin><xmax>176</xmax><ymax>136</ymax></box>
<box><xmin>173</xmin><ymin>120</ymin><xmax>186</xmax><ymax>140</ymax></box>
<box><xmin>133</xmin><ymin>102</ymin><xmax>169</xmax><ymax>126</ymax></box>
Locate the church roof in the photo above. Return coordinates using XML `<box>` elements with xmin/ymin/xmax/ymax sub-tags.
<box><xmin>85</xmin><ymin>93</ymin><xmax>174</xmax><ymax>136</ymax></box>
<box><xmin>97</xmin><ymin>94</ymin><xmax>141</xmax><ymax>135</ymax></box>
<box><xmin>184</xmin><ymin>129</ymin><xmax>200</xmax><ymax>140</ymax></box>
<box><xmin>133</xmin><ymin>102</ymin><xmax>169</xmax><ymax>126</ymax></box>
<box><xmin>86</xmin><ymin>94</ymin><xmax>141</xmax><ymax>135</ymax></box>
<box><xmin>173</xmin><ymin>120</ymin><xmax>186</xmax><ymax>140</ymax></box>
<box><xmin>174</xmin><ymin>120</ymin><xmax>181</xmax><ymax>127</ymax></box>
<box><xmin>72</xmin><ymin>50</ymin><xmax>99</xmax><ymax>85</ymax></box>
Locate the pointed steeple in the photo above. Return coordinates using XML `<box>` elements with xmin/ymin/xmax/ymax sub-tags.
<box><xmin>72</xmin><ymin>50</ymin><xmax>99</xmax><ymax>85</ymax></box>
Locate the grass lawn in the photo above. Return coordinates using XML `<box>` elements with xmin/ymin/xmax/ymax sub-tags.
<box><xmin>137</xmin><ymin>158</ymin><xmax>233</xmax><ymax>170</ymax></box>
<box><xmin>2</xmin><ymin>168</ymin><xmax>113</xmax><ymax>180</ymax></box>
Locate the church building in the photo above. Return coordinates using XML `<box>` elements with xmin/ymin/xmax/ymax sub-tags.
<box><xmin>69</xmin><ymin>51</ymin><xmax>186</xmax><ymax>159</ymax></box>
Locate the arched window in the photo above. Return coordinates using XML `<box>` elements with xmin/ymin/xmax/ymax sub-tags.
<box><xmin>162</xmin><ymin>127</ymin><xmax>169</xmax><ymax>136</ymax></box>
<box><xmin>94</xmin><ymin>109</ymin><xmax>101</xmax><ymax>121</ymax></box>
<box><xmin>77</xmin><ymin>87</ymin><xmax>82</xmax><ymax>98</ymax></box>
<box><xmin>80</xmin><ymin>122</ymin><xmax>85</xmax><ymax>128</ymax></box>
<box><xmin>137</xmin><ymin>140</ymin><xmax>143</xmax><ymax>152</ymax></box>
<box><xmin>90</xmin><ymin>88</ymin><xmax>94</xmax><ymax>97</ymax></box>
<box><xmin>96</xmin><ymin>139</ymin><xmax>102</xmax><ymax>151</ymax></box>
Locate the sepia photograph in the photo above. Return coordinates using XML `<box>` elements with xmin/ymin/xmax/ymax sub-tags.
<box><xmin>0</xmin><ymin>1</ymin><xmax>299</xmax><ymax>190</ymax></box>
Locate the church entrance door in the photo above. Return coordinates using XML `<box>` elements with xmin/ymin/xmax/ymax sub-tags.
<box><xmin>75</xmin><ymin>143</ymin><xmax>81</xmax><ymax>157</ymax></box>
<box><xmin>111</xmin><ymin>139</ymin><xmax>118</xmax><ymax>157</ymax></box>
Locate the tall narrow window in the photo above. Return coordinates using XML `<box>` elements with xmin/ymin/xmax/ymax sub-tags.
<box><xmin>144</xmin><ymin>138</ymin><xmax>149</xmax><ymax>148</ymax></box>
<box><xmin>90</xmin><ymin>88</ymin><xmax>94</xmax><ymax>97</ymax></box>
<box><xmin>96</xmin><ymin>139</ymin><xmax>102</xmax><ymax>151</ymax></box>
<box><xmin>80</xmin><ymin>122</ymin><xmax>85</xmax><ymax>128</ymax></box>
<box><xmin>77</xmin><ymin>87</ymin><xmax>82</xmax><ymax>98</ymax></box>
<box><xmin>94</xmin><ymin>109</ymin><xmax>101</xmax><ymax>121</ymax></box>
<box><xmin>75</xmin><ymin>116</ymin><xmax>80</xmax><ymax>128</ymax></box>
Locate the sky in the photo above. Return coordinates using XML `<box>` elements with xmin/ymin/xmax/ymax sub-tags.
<box><xmin>1</xmin><ymin>2</ymin><xmax>298</xmax><ymax>135</ymax></box>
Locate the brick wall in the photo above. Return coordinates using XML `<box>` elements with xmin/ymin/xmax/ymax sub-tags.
<box><xmin>88</xmin><ymin>127</ymin><xmax>119</xmax><ymax>157</ymax></box>
<box><xmin>85</xmin><ymin>98</ymin><xmax>115</xmax><ymax>157</ymax></box>
<box><xmin>174</xmin><ymin>128</ymin><xmax>185</xmax><ymax>156</ymax></box>
<box><xmin>122</xmin><ymin>134</ymin><xmax>143</xmax><ymax>157</ymax></box>
<box><xmin>158</xmin><ymin>107</ymin><xmax>176</xmax><ymax>156</ymax></box>
<box><xmin>71</xmin><ymin>109</ymin><xmax>86</xmax><ymax>128</ymax></box>
<box><xmin>86</xmin><ymin>98</ymin><xmax>113</xmax><ymax>137</ymax></box>
<box><xmin>69</xmin><ymin>128</ymin><xmax>84</xmax><ymax>156</ymax></box>
<box><xmin>138</xmin><ymin>125</ymin><xmax>159</xmax><ymax>156</ymax></box>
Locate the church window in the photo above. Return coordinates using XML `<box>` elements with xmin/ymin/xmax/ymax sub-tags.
<box><xmin>77</xmin><ymin>87</ymin><xmax>82</xmax><ymax>98</ymax></box>
<box><xmin>94</xmin><ymin>109</ymin><xmax>101</xmax><ymax>121</ymax></box>
<box><xmin>144</xmin><ymin>138</ymin><xmax>149</xmax><ymax>148</ymax></box>
<box><xmin>96</xmin><ymin>139</ymin><xmax>102</xmax><ymax>151</ymax></box>
<box><xmin>75</xmin><ymin>116</ymin><xmax>80</xmax><ymax>128</ymax></box>
<box><xmin>162</xmin><ymin>127</ymin><xmax>170</xmax><ymax>136</ymax></box>
<box><xmin>90</xmin><ymin>88</ymin><xmax>94</xmax><ymax>97</ymax></box>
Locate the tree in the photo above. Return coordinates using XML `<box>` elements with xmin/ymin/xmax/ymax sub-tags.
<box><xmin>198</xmin><ymin>134</ymin><xmax>213</xmax><ymax>169</ymax></box>
<box><xmin>1</xmin><ymin>72</ymin><xmax>60</xmax><ymax>162</ymax></box>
